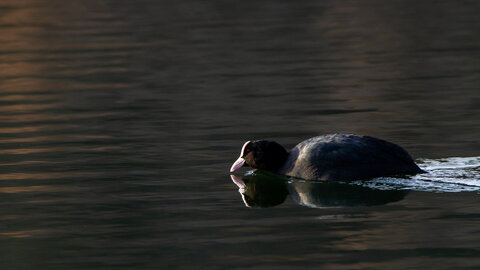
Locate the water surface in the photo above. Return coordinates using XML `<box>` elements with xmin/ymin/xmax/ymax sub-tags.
<box><xmin>0</xmin><ymin>0</ymin><xmax>479</xmax><ymax>269</ymax></box>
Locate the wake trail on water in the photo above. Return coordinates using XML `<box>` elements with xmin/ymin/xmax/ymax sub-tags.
<box><xmin>352</xmin><ymin>157</ymin><xmax>480</xmax><ymax>192</ymax></box>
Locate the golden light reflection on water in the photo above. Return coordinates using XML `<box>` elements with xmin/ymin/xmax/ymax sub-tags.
<box><xmin>6</xmin><ymin>143</ymin><xmax>119</xmax><ymax>155</ymax></box>
<box><xmin>0</xmin><ymin>112</ymin><xmax>119</xmax><ymax>123</ymax></box>
<box><xmin>0</xmin><ymin>62</ymin><xmax>44</xmax><ymax>77</ymax></box>
<box><xmin>0</xmin><ymin>145</ymin><xmax>119</xmax><ymax>155</ymax></box>
<box><xmin>0</xmin><ymin>134</ymin><xmax>112</xmax><ymax>143</ymax></box>
<box><xmin>0</xmin><ymin>74</ymin><xmax>115</xmax><ymax>196</ymax></box>
<box><xmin>0</xmin><ymin>94</ymin><xmax>61</xmax><ymax>102</ymax></box>
<box><xmin>0</xmin><ymin>185</ymin><xmax>72</xmax><ymax>193</ymax></box>
<box><xmin>0</xmin><ymin>62</ymin><xmax>131</xmax><ymax>77</ymax></box>
<box><xmin>0</xmin><ymin>160</ymin><xmax>51</xmax><ymax>166</ymax></box>
<box><xmin>0</xmin><ymin>102</ymin><xmax>64</xmax><ymax>112</ymax></box>
<box><xmin>0</xmin><ymin>0</ymin><xmax>125</xmax><ymax>203</ymax></box>
<box><xmin>0</xmin><ymin>124</ymin><xmax>78</xmax><ymax>134</ymax></box>
<box><xmin>0</xmin><ymin>78</ymin><xmax>64</xmax><ymax>93</ymax></box>
<box><xmin>0</xmin><ymin>230</ymin><xmax>49</xmax><ymax>238</ymax></box>
<box><xmin>0</xmin><ymin>77</ymin><xmax>131</xmax><ymax>93</ymax></box>
<box><xmin>0</xmin><ymin>172</ymin><xmax>84</xmax><ymax>181</ymax></box>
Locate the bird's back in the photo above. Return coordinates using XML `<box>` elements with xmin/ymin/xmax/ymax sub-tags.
<box><xmin>279</xmin><ymin>134</ymin><xmax>424</xmax><ymax>181</ymax></box>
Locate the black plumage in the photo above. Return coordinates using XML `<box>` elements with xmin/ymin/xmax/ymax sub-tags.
<box><xmin>231</xmin><ymin>134</ymin><xmax>425</xmax><ymax>181</ymax></box>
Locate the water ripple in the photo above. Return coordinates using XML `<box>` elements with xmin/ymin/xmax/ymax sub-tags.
<box><xmin>353</xmin><ymin>157</ymin><xmax>480</xmax><ymax>192</ymax></box>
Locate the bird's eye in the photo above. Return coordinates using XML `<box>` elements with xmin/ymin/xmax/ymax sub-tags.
<box><xmin>240</xmin><ymin>141</ymin><xmax>252</xmax><ymax>156</ymax></box>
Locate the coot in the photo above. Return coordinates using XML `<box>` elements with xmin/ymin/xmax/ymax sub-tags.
<box><xmin>230</xmin><ymin>134</ymin><xmax>425</xmax><ymax>181</ymax></box>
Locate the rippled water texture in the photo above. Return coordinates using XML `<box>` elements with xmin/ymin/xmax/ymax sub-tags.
<box><xmin>0</xmin><ymin>0</ymin><xmax>479</xmax><ymax>269</ymax></box>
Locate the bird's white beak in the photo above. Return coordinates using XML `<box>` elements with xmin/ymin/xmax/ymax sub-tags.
<box><xmin>230</xmin><ymin>157</ymin><xmax>245</xmax><ymax>172</ymax></box>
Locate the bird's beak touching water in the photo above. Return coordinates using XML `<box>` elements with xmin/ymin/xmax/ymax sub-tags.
<box><xmin>230</xmin><ymin>141</ymin><xmax>251</xmax><ymax>172</ymax></box>
<box><xmin>230</xmin><ymin>157</ymin><xmax>245</xmax><ymax>172</ymax></box>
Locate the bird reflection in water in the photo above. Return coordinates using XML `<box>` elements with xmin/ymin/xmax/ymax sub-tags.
<box><xmin>230</xmin><ymin>171</ymin><xmax>407</xmax><ymax>208</ymax></box>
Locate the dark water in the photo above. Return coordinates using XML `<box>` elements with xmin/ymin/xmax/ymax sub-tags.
<box><xmin>1</xmin><ymin>0</ymin><xmax>479</xmax><ymax>269</ymax></box>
